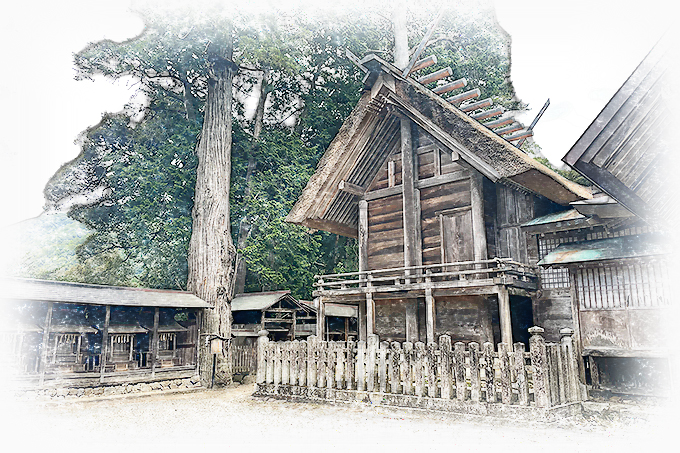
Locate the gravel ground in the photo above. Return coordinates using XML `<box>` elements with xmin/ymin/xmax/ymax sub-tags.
<box><xmin>1</xmin><ymin>384</ymin><xmax>676</xmax><ymax>453</ymax></box>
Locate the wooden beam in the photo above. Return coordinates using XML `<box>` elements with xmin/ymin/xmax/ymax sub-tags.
<box><xmin>359</xmin><ymin>299</ymin><xmax>367</xmax><ymax>342</ymax></box>
<box><xmin>346</xmin><ymin>48</ymin><xmax>368</xmax><ymax>72</ymax></box>
<box><xmin>505</xmin><ymin>130</ymin><xmax>534</xmax><ymax>142</ymax></box>
<box><xmin>495</xmin><ymin>123</ymin><xmax>523</xmax><ymax>135</ymax></box>
<box><xmin>484</xmin><ymin>117</ymin><xmax>514</xmax><ymax>129</ymax></box>
<box><xmin>100</xmin><ymin>305</ymin><xmax>110</xmax><ymax>382</ymax></box>
<box><xmin>497</xmin><ymin>286</ymin><xmax>513</xmax><ymax>345</ymax></box>
<box><xmin>432</xmin><ymin>78</ymin><xmax>467</xmax><ymax>95</ymax></box>
<box><xmin>461</xmin><ymin>98</ymin><xmax>492</xmax><ymax>113</ymax></box>
<box><xmin>471</xmin><ymin>107</ymin><xmax>503</xmax><ymax>121</ymax></box>
<box><xmin>38</xmin><ymin>302</ymin><xmax>53</xmax><ymax>387</ymax></box>
<box><xmin>338</xmin><ymin>180</ymin><xmax>365</xmax><ymax>196</ymax></box>
<box><xmin>402</xmin><ymin>10</ymin><xmax>445</xmax><ymax>76</ymax></box>
<box><xmin>446</xmin><ymin>88</ymin><xmax>480</xmax><ymax>105</ymax></box>
<box><xmin>409</xmin><ymin>55</ymin><xmax>437</xmax><ymax>74</ymax></box>
<box><xmin>358</xmin><ymin>200</ymin><xmax>369</xmax><ymax>275</ymax></box>
<box><xmin>416</xmin><ymin>67</ymin><xmax>453</xmax><ymax>85</ymax></box>
<box><xmin>366</xmin><ymin>292</ymin><xmax>375</xmax><ymax>336</ymax></box>
<box><xmin>386</xmin><ymin>95</ymin><xmax>501</xmax><ymax>181</ymax></box>
<box><xmin>425</xmin><ymin>282</ymin><xmax>435</xmax><ymax>344</ymax></box>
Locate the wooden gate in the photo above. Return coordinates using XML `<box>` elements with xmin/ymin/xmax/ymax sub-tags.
<box><xmin>232</xmin><ymin>344</ymin><xmax>257</xmax><ymax>374</ymax></box>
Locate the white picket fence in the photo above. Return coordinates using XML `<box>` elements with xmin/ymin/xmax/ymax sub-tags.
<box><xmin>255</xmin><ymin>326</ymin><xmax>581</xmax><ymax>408</ymax></box>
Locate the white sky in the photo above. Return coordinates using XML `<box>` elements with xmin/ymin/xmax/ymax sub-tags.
<box><xmin>0</xmin><ymin>0</ymin><xmax>674</xmax><ymax>228</ymax></box>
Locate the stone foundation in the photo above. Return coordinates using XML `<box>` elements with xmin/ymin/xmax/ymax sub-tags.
<box><xmin>16</xmin><ymin>376</ymin><xmax>202</xmax><ymax>401</ymax></box>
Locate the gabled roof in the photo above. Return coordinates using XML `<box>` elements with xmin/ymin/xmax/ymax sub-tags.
<box><xmin>287</xmin><ymin>54</ymin><xmax>591</xmax><ymax>237</ymax></box>
<box><xmin>562</xmin><ymin>32</ymin><xmax>679</xmax><ymax>228</ymax></box>
<box><xmin>231</xmin><ymin>291</ymin><xmax>302</xmax><ymax>312</ymax></box>
<box><xmin>1</xmin><ymin>278</ymin><xmax>210</xmax><ymax>309</ymax></box>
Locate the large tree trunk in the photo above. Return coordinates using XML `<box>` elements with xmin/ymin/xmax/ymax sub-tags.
<box><xmin>187</xmin><ymin>38</ymin><xmax>237</xmax><ymax>387</ymax></box>
<box><xmin>234</xmin><ymin>68</ymin><xmax>269</xmax><ymax>294</ymax></box>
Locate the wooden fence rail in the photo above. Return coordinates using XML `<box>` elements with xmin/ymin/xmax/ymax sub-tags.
<box><xmin>233</xmin><ymin>344</ymin><xmax>257</xmax><ymax>374</ymax></box>
<box><xmin>255</xmin><ymin>326</ymin><xmax>580</xmax><ymax>409</ymax></box>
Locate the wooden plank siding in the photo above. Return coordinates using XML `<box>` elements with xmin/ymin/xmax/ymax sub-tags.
<box><xmin>496</xmin><ymin>185</ymin><xmax>535</xmax><ymax>265</ymax></box>
<box><xmin>367</xmin><ymin>194</ymin><xmax>404</xmax><ymax>270</ymax></box>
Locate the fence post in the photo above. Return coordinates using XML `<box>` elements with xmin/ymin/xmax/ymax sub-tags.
<box><xmin>389</xmin><ymin>342</ymin><xmax>401</xmax><ymax>394</ymax></box>
<box><xmin>366</xmin><ymin>335</ymin><xmax>379</xmax><ymax>392</ymax></box>
<box><xmin>560</xmin><ymin>328</ymin><xmax>580</xmax><ymax>402</ymax></box>
<box><xmin>299</xmin><ymin>339</ymin><xmax>307</xmax><ymax>387</ymax></box>
<box><xmin>529</xmin><ymin>326</ymin><xmax>550</xmax><ymax>408</ymax></box>
<box><xmin>498</xmin><ymin>342</ymin><xmax>512</xmax><ymax>404</ymax></box>
<box><xmin>281</xmin><ymin>341</ymin><xmax>290</xmax><ymax>386</ymax></box>
<box><xmin>346</xmin><ymin>340</ymin><xmax>355</xmax><ymax>390</ymax></box>
<box><xmin>469</xmin><ymin>342</ymin><xmax>481</xmax><ymax>402</ymax></box>
<box><xmin>317</xmin><ymin>341</ymin><xmax>327</xmax><ymax>388</ymax></box>
<box><xmin>379</xmin><ymin>341</ymin><xmax>389</xmax><ymax>393</ymax></box>
<box><xmin>454</xmin><ymin>342</ymin><xmax>466</xmax><ymax>401</ymax></box>
<box><xmin>290</xmin><ymin>340</ymin><xmax>299</xmax><ymax>386</ymax></box>
<box><xmin>307</xmin><ymin>336</ymin><xmax>317</xmax><ymax>388</ymax></box>
<box><xmin>483</xmin><ymin>342</ymin><xmax>495</xmax><ymax>403</ymax></box>
<box><xmin>427</xmin><ymin>342</ymin><xmax>438</xmax><ymax>398</ymax></box>
<box><xmin>336</xmin><ymin>342</ymin><xmax>345</xmax><ymax>390</ymax></box>
<box><xmin>439</xmin><ymin>335</ymin><xmax>452</xmax><ymax>399</ymax></box>
<box><xmin>401</xmin><ymin>342</ymin><xmax>413</xmax><ymax>395</ymax></box>
<box><xmin>513</xmin><ymin>342</ymin><xmax>529</xmax><ymax>406</ymax></box>
<box><xmin>256</xmin><ymin>330</ymin><xmax>269</xmax><ymax>384</ymax></box>
<box><xmin>356</xmin><ymin>340</ymin><xmax>366</xmax><ymax>391</ymax></box>
<box><xmin>414</xmin><ymin>342</ymin><xmax>426</xmax><ymax>397</ymax></box>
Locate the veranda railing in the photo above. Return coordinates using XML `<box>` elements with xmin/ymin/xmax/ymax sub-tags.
<box><xmin>313</xmin><ymin>258</ymin><xmax>537</xmax><ymax>292</ymax></box>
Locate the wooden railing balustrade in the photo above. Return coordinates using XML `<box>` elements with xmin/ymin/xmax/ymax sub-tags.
<box><xmin>313</xmin><ymin>258</ymin><xmax>537</xmax><ymax>293</ymax></box>
<box><xmin>255</xmin><ymin>326</ymin><xmax>581</xmax><ymax>409</ymax></box>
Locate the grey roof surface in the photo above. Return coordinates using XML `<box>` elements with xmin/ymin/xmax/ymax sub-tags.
<box><xmin>108</xmin><ymin>324</ymin><xmax>148</xmax><ymax>334</ymax></box>
<box><xmin>325</xmin><ymin>304</ymin><xmax>358</xmax><ymax>318</ymax></box>
<box><xmin>141</xmin><ymin>321</ymin><xmax>188</xmax><ymax>333</ymax></box>
<box><xmin>45</xmin><ymin>324</ymin><xmax>98</xmax><ymax>334</ymax></box>
<box><xmin>231</xmin><ymin>291</ymin><xmax>293</xmax><ymax>311</ymax></box>
<box><xmin>522</xmin><ymin>209</ymin><xmax>585</xmax><ymax>227</ymax></box>
<box><xmin>537</xmin><ymin>234</ymin><xmax>669</xmax><ymax>266</ymax></box>
<box><xmin>1</xmin><ymin>278</ymin><xmax>210</xmax><ymax>308</ymax></box>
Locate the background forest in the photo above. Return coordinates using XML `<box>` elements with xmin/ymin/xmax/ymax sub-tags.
<box><xmin>8</xmin><ymin>1</ymin><xmax>529</xmax><ymax>300</ymax></box>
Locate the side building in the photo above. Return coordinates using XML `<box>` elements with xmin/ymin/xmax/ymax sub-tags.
<box><xmin>1</xmin><ymin>278</ymin><xmax>208</xmax><ymax>394</ymax></box>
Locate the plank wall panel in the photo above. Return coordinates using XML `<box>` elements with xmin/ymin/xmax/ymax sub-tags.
<box><xmin>367</xmin><ymin>194</ymin><xmax>404</xmax><ymax>270</ymax></box>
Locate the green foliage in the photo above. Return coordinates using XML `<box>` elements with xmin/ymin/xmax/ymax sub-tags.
<box><xmin>43</xmin><ymin>2</ymin><xmax>520</xmax><ymax>300</ymax></box>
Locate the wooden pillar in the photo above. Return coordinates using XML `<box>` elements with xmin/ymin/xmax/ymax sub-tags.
<box><xmin>405</xmin><ymin>300</ymin><xmax>418</xmax><ymax>343</ymax></box>
<box><xmin>291</xmin><ymin>310</ymin><xmax>296</xmax><ymax>340</ymax></box>
<box><xmin>358</xmin><ymin>200</ymin><xmax>369</xmax><ymax>276</ymax></box>
<box><xmin>400</xmin><ymin>116</ymin><xmax>417</xmax><ymax>272</ymax></box>
<box><xmin>470</xmin><ymin>171</ymin><xmax>487</xmax><ymax>263</ymax></box>
<box><xmin>344</xmin><ymin>318</ymin><xmax>349</xmax><ymax>341</ymax></box>
<box><xmin>100</xmin><ymin>305</ymin><xmax>110</xmax><ymax>382</ymax></box>
<box><xmin>359</xmin><ymin>300</ymin><xmax>367</xmax><ymax>342</ymax></box>
<box><xmin>151</xmin><ymin>307</ymin><xmax>159</xmax><ymax>375</ymax></box>
<box><xmin>425</xmin><ymin>272</ymin><xmax>435</xmax><ymax>343</ymax></box>
<box><xmin>315</xmin><ymin>297</ymin><xmax>325</xmax><ymax>338</ymax></box>
<box><xmin>497</xmin><ymin>286</ymin><xmax>513</xmax><ymax>345</ymax></box>
<box><xmin>366</xmin><ymin>292</ymin><xmax>375</xmax><ymax>337</ymax></box>
<box><xmin>38</xmin><ymin>302</ymin><xmax>53</xmax><ymax>387</ymax></box>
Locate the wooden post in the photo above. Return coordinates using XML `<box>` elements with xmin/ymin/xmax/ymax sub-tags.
<box><xmin>400</xmin><ymin>116</ymin><xmax>418</xmax><ymax>273</ymax></box>
<box><xmin>291</xmin><ymin>310</ymin><xmax>296</xmax><ymax>340</ymax></box>
<box><xmin>151</xmin><ymin>307</ymin><xmax>159</xmax><ymax>376</ymax></box>
<box><xmin>256</xmin><ymin>330</ymin><xmax>269</xmax><ymax>384</ymax></box>
<box><xmin>358</xmin><ymin>200</ymin><xmax>369</xmax><ymax>279</ymax></box>
<box><xmin>483</xmin><ymin>342</ymin><xmax>495</xmax><ymax>402</ymax></box>
<box><xmin>469</xmin><ymin>342</ymin><xmax>481</xmax><ymax>402</ymax></box>
<box><xmin>439</xmin><ymin>335</ymin><xmax>453</xmax><ymax>399</ymax></box>
<box><xmin>359</xmin><ymin>300</ymin><xmax>367</xmax><ymax>342</ymax></box>
<box><xmin>100</xmin><ymin>305</ymin><xmax>110</xmax><ymax>383</ymax></box>
<box><xmin>356</xmin><ymin>340</ymin><xmax>366</xmax><ymax>391</ymax></box>
<box><xmin>470</xmin><ymin>171</ymin><xmax>487</xmax><ymax>278</ymax></box>
<box><xmin>401</xmin><ymin>342</ymin><xmax>413</xmax><ymax>395</ymax></box>
<box><xmin>425</xmin><ymin>271</ymin><xmax>435</xmax><ymax>343</ymax></box>
<box><xmin>38</xmin><ymin>302</ymin><xmax>53</xmax><ymax>387</ymax></box>
<box><xmin>365</xmin><ymin>291</ymin><xmax>375</xmax><ymax>337</ymax></box>
<box><xmin>514</xmin><ymin>342</ymin><xmax>529</xmax><ymax>406</ymax></box>
<box><xmin>281</xmin><ymin>341</ymin><xmax>290</xmax><ymax>386</ymax></box>
<box><xmin>529</xmin><ymin>326</ymin><xmax>550</xmax><ymax>407</ymax></box>
<box><xmin>454</xmin><ymin>342</ymin><xmax>466</xmax><ymax>401</ymax></box>
<box><xmin>379</xmin><ymin>341</ymin><xmax>389</xmax><ymax>393</ymax></box>
<box><xmin>389</xmin><ymin>342</ymin><xmax>400</xmax><ymax>394</ymax></box>
<box><xmin>498</xmin><ymin>342</ymin><xmax>512</xmax><ymax>404</ymax></box>
<box><xmin>497</xmin><ymin>286</ymin><xmax>513</xmax><ymax>345</ymax></box>
<box><xmin>315</xmin><ymin>297</ymin><xmax>325</xmax><ymax>338</ymax></box>
<box><xmin>366</xmin><ymin>334</ymin><xmax>378</xmax><ymax>392</ymax></box>
<box><xmin>405</xmin><ymin>299</ymin><xmax>418</xmax><ymax>343</ymax></box>
<box><xmin>414</xmin><ymin>342</ymin><xmax>425</xmax><ymax>397</ymax></box>
<box><xmin>427</xmin><ymin>341</ymin><xmax>438</xmax><ymax>398</ymax></box>
<box><xmin>299</xmin><ymin>339</ymin><xmax>307</xmax><ymax>387</ymax></box>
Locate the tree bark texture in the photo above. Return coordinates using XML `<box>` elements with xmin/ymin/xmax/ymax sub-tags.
<box><xmin>187</xmin><ymin>41</ymin><xmax>237</xmax><ymax>387</ymax></box>
<box><xmin>234</xmin><ymin>69</ymin><xmax>269</xmax><ymax>294</ymax></box>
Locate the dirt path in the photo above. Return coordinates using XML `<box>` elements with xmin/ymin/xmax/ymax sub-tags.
<box><xmin>2</xmin><ymin>384</ymin><xmax>675</xmax><ymax>452</ymax></box>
